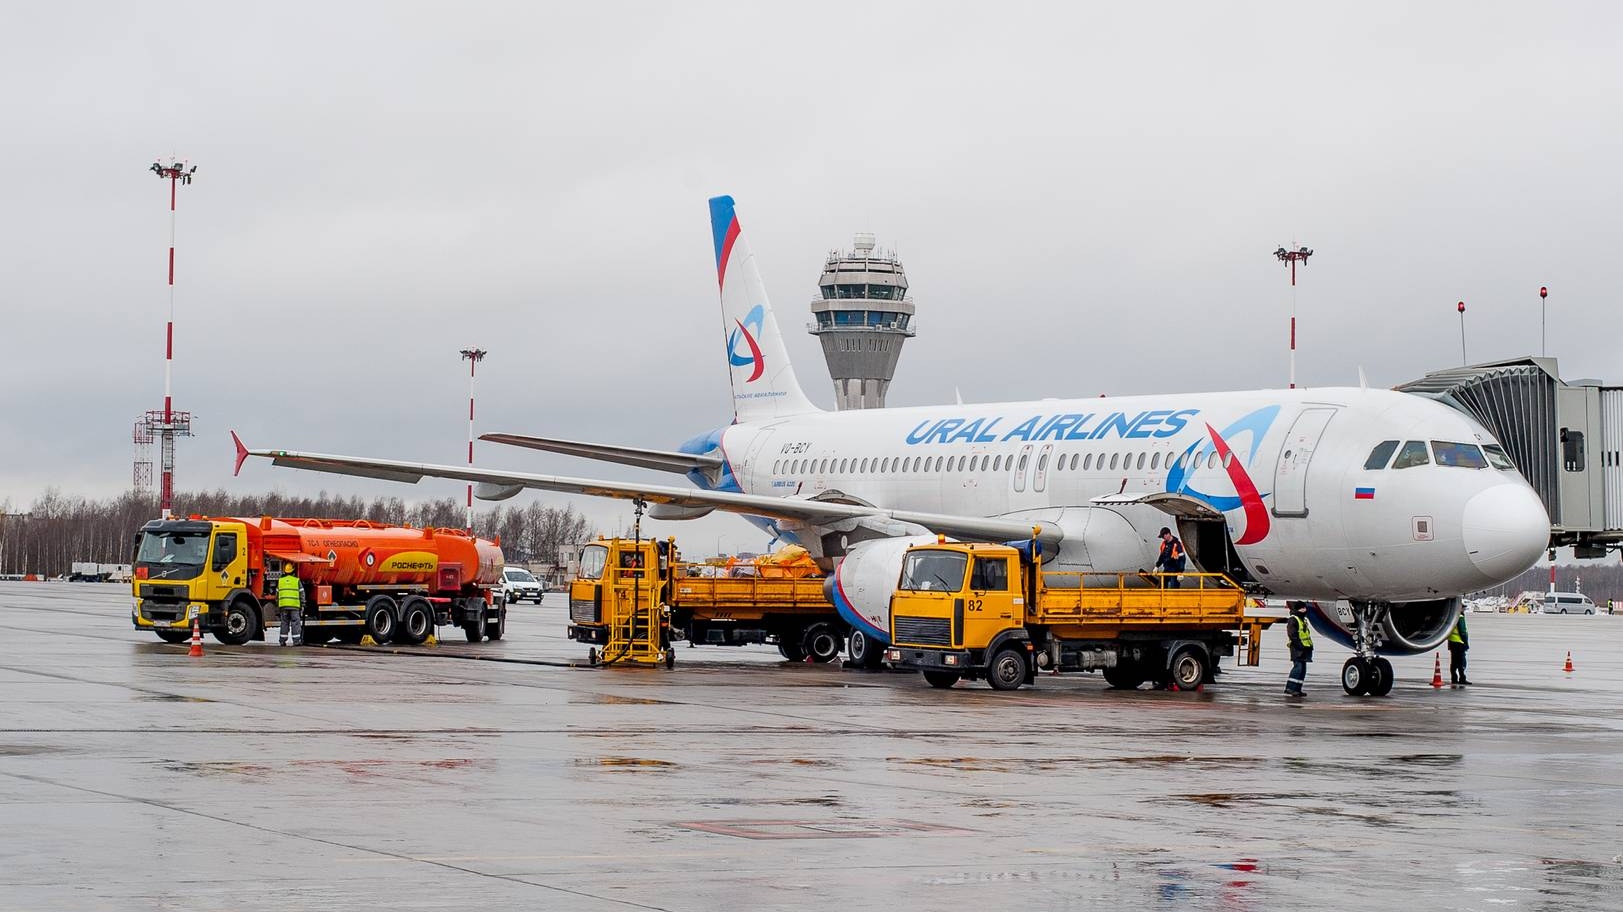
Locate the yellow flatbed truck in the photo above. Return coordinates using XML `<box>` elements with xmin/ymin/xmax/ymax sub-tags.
<box><xmin>567</xmin><ymin>538</ymin><xmax>846</xmax><ymax>664</ymax></box>
<box><xmin>883</xmin><ymin>540</ymin><xmax>1275</xmax><ymax>691</ymax></box>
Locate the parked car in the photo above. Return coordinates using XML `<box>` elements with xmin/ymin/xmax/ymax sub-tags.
<box><xmin>500</xmin><ymin>567</ymin><xmax>546</xmax><ymax>604</ymax></box>
<box><xmin>1540</xmin><ymin>591</ymin><xmax>1597</xmax><ymax>615</ymax></box>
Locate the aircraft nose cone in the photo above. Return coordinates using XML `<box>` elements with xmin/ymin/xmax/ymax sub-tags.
<box><xmin>1462</xmin><ymin>483</ymin><xmax>1550</xmax><ymax>582</ymax></box>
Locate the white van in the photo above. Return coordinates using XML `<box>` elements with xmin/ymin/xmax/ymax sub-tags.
<box><xmin>1540</xmin><ymin>592</ymin><xmax>1597</xmax><ymax>615</ymax></box>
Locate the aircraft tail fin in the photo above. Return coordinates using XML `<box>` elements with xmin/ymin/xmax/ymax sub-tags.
<box><xmin>709</xmin><ymin>195</ymin><xmax>819</xmax><ymax>421</ymax></box>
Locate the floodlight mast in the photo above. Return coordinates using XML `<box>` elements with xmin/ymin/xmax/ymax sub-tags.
<box><xmin>460</xmin><ymin>348</ymin><xmax>488</xmax><ymax>533</ymax></box>
<box><xmin>1457</xmin><ymin>301</ymin><xmax>1468</xmax><ymax>366</ymax></box>
<box><xmin>1272</xmin><ymin>245</ymin><xmax>1313</xmax><ymax>389</ymax></box>
<box><xmin>147</xmin><ymin>159</ymin><xmax>198</xmax><ymax>519</ymax></box>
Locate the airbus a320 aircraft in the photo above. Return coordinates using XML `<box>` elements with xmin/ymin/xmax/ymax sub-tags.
<box><xmin>238</xmin><ymin>195</ymin><xmax>1551</xmax><ymax>694</ymax></box>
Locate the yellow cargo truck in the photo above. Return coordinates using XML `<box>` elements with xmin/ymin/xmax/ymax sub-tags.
<box><xmin>567</xmin><ymin>537</ymin><xmax>845</xmax><ymax>664</ymax></box>
<box><xmin>883</xmin><ymin>541</ymin><xmax>1273</xmax><ymax>691</ymax></box>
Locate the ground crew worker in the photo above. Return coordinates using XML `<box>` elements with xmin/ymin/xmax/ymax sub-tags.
<box><xmin>276</xmin><ymin>562</ymin><xmax>303</xmax><ymax>646</ymax></box>
<box><xmin>1285</xmin><ymin>601</ymin><xmax>1313</xmax><ymax>696</ymax></box>
<box><xmin>1448</xmin><ymin>611</ymin><xmax>1470</xmax><ymax>685</ymax></box>
<box><xmin>1154</xmin><ymin>527</ymin><xmax>1186</xmax><ymax>588</ymax></box>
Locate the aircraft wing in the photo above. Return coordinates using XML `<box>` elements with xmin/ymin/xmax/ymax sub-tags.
<box><xmin>480</xmin><ymin>433</ymin><xmax>723</xmax><ymax>475</ymax></box>
<box><xmin>234</xmin><ymin>436</ymin><xmax>1063</xmax><ymax>546</ymax></box>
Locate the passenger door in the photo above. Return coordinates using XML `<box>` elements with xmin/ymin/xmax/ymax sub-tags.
<box><xmin>1273</xmin><ymin>408</ymin><xmax>1336</xmax><ymax>517</ymax></box>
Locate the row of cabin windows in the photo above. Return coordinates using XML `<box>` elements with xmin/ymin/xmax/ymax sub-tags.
<box><xmin>771</xmin><ymin>448</ymin><xmax>1233</xmax><ymax>477</ymax></box>
<box><xmin>1363</xmin><ymin>439</ymin><xmax>1517</xmax><ymax>471</ymax></box>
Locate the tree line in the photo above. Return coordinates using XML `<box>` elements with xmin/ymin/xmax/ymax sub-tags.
<box><xmin>0</xmin><ymin>489</ymin><xmax>593</xmax><ymax>576</ymax></box>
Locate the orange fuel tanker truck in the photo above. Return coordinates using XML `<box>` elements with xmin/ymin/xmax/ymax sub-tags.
<box><xmin>131</xmin><ymin>516</ymin><xmax>506</xmax><ymax>646</ymax></box>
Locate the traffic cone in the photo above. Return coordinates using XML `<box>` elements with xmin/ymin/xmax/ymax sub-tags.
<box><xmin>1563</xmin><ymin>651</ymin><xmax>1574</xmax><ymax>673</ymax></box>
<box><xmin>187</xmin><ymin>616</ymin><xmax>203</xmax><ymax>658</ymax></box>
<box><xmin>1430</xmin><ymin>652</ymin><xmax>1444</xmax><ymax>688</ymax></box>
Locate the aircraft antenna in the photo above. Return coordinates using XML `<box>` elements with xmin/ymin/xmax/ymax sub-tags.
<box><xmin>136</xmin><ymin>159</ymin><xmax>198</xmax><ymax>517</ymax></box>
<box><xmin>1272</xmin><ymin>244</ymin><xmax>1314</xmax><ymax>389</ymax></box>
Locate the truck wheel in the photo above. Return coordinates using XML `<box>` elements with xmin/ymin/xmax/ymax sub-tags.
<box><xmin>214</xmin><ymin>600</ymin><xmax>257</xmax><ymax>646</ymax></box>
<box><xmin>364</xmin><ymin>596</ymin><xmax>398</xmax><ymax>644</ymax></box>
<box><xmin>801</xmin><ymin>623</ymin><xmax>842</xmax><ymax>664</ymax></box>
<box><xmin>396</xmin><ymin>598</ymin><xmax>432</xmax><ymax>646</ymax></box>
<box><xmin>1168</xmin><ymin>646</ymin><xmax>1208</xmax><ymax>691</ymax></box>
<box><xmin>777</xmin><ymin>640</ymin><xmax>807</xmax><ymax>662</ymax></box>
<box><xmin>1102</xmin><ymin>664</ymin><xmax>1145</xmax><ymax>690</ymax></box>
<box><xmin>155</xmin><ymin>629</ymin><xmax>191</xmax><ymax>644</ymax></box>
<box><xmin>303</xmin><ymin>629</ymin><xmax>333</xmax><ymax>646</ymax></box>
<box><xmin>463</xmin><ymin>623</ymin><xmax>482</xmax><ymax>643</ymax></box>
<box><xmin>484</xmin><ymin>606</ymin><xmax>506</xmax><ymax>640</ymax></box>
<box><xmin>923</xmin><ymin>670</ymin><xmax>961</xmax><ymax>689</ymax></box>
<box><xmin>986</xmin><ymin>646</ymin><xmax>1028</xmax><ymax>691</ymax></box>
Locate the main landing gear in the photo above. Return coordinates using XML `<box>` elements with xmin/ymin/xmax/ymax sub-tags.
<box><xmin>1341</xmin><ymin>601</ymin><xmax>1395</xmax><ymax>697</ymax></box>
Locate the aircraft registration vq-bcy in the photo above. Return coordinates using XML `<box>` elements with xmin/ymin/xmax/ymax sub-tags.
<box><xmin>237</xmin><ymin>195</ymin><xmax>1550</xmax><ymax>693</ymax></box>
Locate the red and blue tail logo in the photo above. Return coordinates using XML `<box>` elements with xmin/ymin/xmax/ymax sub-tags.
<box><xmin>726</xmin><ymin>304</ymin><xmax>766</xmax><ymax>382</ymax></box>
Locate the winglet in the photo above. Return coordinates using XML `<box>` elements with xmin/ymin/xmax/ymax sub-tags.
<box><xmin>231</xmin><ymin>431</ymin><xmax>249</xmax><ymax>477</ymax></box>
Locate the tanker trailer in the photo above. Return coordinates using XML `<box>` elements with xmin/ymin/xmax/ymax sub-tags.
<box><xmin>131</xmin><ymin>516</ymin><xmax>506</xmax><ymax>646</ymax></box>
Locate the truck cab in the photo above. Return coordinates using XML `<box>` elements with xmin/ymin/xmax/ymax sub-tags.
<box><xmin>131</xmin><ymin>519</ymin><xmax>254</xmax><ymax>643</ymax></box>
<box><xmin>567</xmin><ymin>538</ymin><xmax>674</xmax><ymax>666</ymax></box>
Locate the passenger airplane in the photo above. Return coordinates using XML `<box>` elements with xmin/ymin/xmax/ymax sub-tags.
<box><xmin>238</xmin><ymin>195</ymin><xmax>1550</xmax><ymax>694</ymax></box>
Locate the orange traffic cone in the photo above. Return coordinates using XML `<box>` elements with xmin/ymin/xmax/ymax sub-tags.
<box><xmin>1430</xmin><ymin>652</ymin><xmax>1444</xmax><ymax>688</ymax></box>
<box><xmin>187</xmin><ymin>616</ymin><xmax>203</xmax><ymax>658</ymax></box>
<box><xmin>1563</xmin><ymin>651</ymin><xmax>1574</xmax><ymax>673</ymax></box>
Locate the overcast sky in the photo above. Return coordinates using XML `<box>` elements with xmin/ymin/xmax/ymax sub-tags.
<box><xmin>3</xmin><ymin>2</ymin><xmax>1620</xmax><ymax>554</ymax></box>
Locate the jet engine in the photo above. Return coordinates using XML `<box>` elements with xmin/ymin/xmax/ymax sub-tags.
<box><xmin>824</xmin><ymin>535</ymin><xmax>940</xmax><ymax>645</ymax></box>
<box><xmin>1309</xmin><ymin>597</ymin><xmax>1462</xmax><ymax>654</ymax></box>
<box><xmin>1379</xmin><ymin>598</ymin><xmax>1463</xmax><ymax>652</ymax></box>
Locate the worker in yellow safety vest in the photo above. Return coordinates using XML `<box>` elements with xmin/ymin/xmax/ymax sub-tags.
<box><xmin>1447</xmin><ymin>612</ymin><xmax>1470</xmax><ymax>685</ymax></box>
<box><xmin>276</xmin><ymin>562</ymin><xmax>303</xmax><ymax>646</ymax></box>
<box><xmin>1285</xmin><ymin>601</ymin><xmax>1313</xmax><ymax>696</ymax></box>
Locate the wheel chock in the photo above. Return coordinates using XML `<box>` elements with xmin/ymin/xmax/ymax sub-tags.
<box><xmin>359</xmin><ymin>635</ymin><xmax>377</xmax><ymax>647</ymax></box>
<box><xmin>424</xmin><ymin>633</ymin><xmax>438</xmax><ymax>648</ymax></box>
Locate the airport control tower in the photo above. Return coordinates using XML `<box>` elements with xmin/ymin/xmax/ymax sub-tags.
<box><xmin>808</xmin><ymin>233</ymin><xmax>916</xmax><ymax>410</ymax></box>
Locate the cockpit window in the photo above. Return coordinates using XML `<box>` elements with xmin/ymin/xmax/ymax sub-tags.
<box><xmin>1432</xmin><ymin>441</ymin><xmax>1488</xmax><ymax>469</ymax></box>
<box><xmin>1364</xmin><ymin>440</ymin><xmax>1399</xmax><ymax>470</ymax></box>
<box><xmin>1392</xmin><ymin>440</ymin><xmax>1430</xmax><ymax>469</ymax></box>
<box><xmin>1482</xmin><ymin>444</ymin><xmax>1516</xmax><ymax>471</ymax></box>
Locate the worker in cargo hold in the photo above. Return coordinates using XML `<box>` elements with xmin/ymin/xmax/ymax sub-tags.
<box><xmin>1285</xmin><ymin>601</ymin><xmax>1313</xmax><ymax>696</ymax></box>
<box><xmin>276</xmin><ymin>562</ymin><xmax>303</xmax><ymax>646</ymax></box>
<box><xmin>1447</xmin><ymin>612</ymin><xmax>1470</xmax><ymax>685</ymax></box>
<box><xmin>1154</xmin><ymin>527</ymin><xmax>1186</xmax><ymax>588</ymax></box>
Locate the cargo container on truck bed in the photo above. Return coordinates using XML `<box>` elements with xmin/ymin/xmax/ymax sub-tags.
<box><xmin>131</xmin><ymin>516</ymin><xmax>505</xmax><ymax>646</ymax></box>
<box><xmin>884</xmin><ymin>540</ymin><xmax>1276</xmax><ymax>691</ymax></box>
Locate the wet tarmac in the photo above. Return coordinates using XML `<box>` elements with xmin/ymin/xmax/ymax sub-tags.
<box><xmin>2</xmin><ymin>581</ymin><xmax>1621</xmax><ymax>911</ymax></box>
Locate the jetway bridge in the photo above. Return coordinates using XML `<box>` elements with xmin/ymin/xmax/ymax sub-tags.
<box><xmin>1400</xmin><ymin>356</ymin><xmax>1622</xmax><ymax>558</ymax></box>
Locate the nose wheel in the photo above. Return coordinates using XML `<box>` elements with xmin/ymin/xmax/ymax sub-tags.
<box><xmin>1341</xmin><ymin>656</ymin><xmax>1395</xmax><ymax>696</ymax></box>
<box><xmin>1342</xmin><ymin>601</ymin><xmax>1396</xmax><ymax>696</ymax></box>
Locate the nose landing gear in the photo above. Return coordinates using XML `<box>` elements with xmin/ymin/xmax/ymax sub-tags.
<box><xmin>1341</xmin><ymin>601</ymin><xmax>1396</xmax><ymax>696</ymax></box>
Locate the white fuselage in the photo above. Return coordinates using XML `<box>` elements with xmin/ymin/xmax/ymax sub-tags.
<box><xmin>706</xmin><ymin>386</ymin><xmax>1549</xmax><ymax>604</ymax></box>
